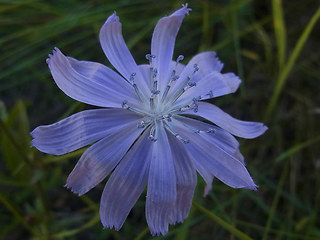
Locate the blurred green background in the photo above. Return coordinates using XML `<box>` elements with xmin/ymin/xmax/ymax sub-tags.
<box><xmin>1</xmin><ymin>0</ymin><xmax>320</xmax><ymax>239</ymax></box>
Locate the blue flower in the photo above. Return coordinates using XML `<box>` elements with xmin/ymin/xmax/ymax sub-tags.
<box><xmin>31</xmin><ymin>4</ymin><xmax>267</xmax><ymax>236</ymax></box>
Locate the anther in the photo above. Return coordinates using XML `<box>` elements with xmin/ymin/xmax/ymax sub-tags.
<box><xmin>176</xmin><ymin>99</ymin><xmax>198</xmax><ymax>113</ymax></box>
<box><xmin>195</xmin><ymin>90</ymin><xmax>215</xmax><ymax>101</ymax></box>
<box><xmin>122</xmin><ymin>100</ymin><xmax>129</xmax><ymax>109</ymax></box>
<box><xmin>153</xmin><ymin>69</ymin><xmax>158</xmax><ymax>78</ymax></box>
<box><xmin>161</xmin><ymin>114</ymin><xmax>172</xmax><ymax>122</ymax></box>
<box><xmin>193</xmin><ymin>64</ymin><xmax>199</xmax><ymax>73</ymax></box>
<box><xmin>152</xmin><ymin>68</ymin><xmax>158</xmax><ymax>90</ymax></box>
<box><xmin>121</xmin><ymin>100</ymin><xmax>148</xmax><ymax>116</ymax></box>
<box><xmin>166</xmin><ymin>64</ymin><xmax>200</xmax><ymax>104</ymax></box>
<box><xmin>192</xmin><ymin>98</ymin><xmax>199</xmax><ymax>113</ymax></box>
<box><xmin>165</xmin><ymin>124</ymin><xmax>189</xmax><ymax>144</ymax></box>
<box><xmin>146</xmin><ymin>54</ymin><xmax>156</xmax><ymax>62</ymax></box>
<box><xmin>207</xmin><ymin>128</ymin><xmax>216</xmax><ymax>133</ymax></box>
<box><xmin>128</xmin><ymin>72</ymin><xmax>145</xmax><ymax>102</ymax></box>
<box><xmin>188</xmin><ymin>81</ymin><xmax>197</xmax><ymax>87</ymax></box>
<box><xmin>194</xmin><ymin>128</ymin><xmax>216</xmax><ymax>134</ymax></box>
<box><xmin>130</xmin><ymin>72</ymin><xmax>136</xmax><ymax>82</ymax></box>
<box><xmin>176</xmin><ymin>55</ymin><xmax>184</xmax><ymax>64</ymax></box>
<box><xmin>172</xmin><ymin>81</ymin><xmax>196</xmax><ymax>101</ymax></box>
<box><xmin>179</xmin><ymin>105</ymin><xmax>191</xmax><ymax>112</ymax></box>
<box><xmin>174</xmin><ymin>133</ymin><xmax>189</xmax><ymax>144</ymax></box>
<box><xmin>173</xmin><ymin>133</ymin><xmax>189</xmax><ymax>144</ymax></box>
<box><xmin>161</xmin><ymin>74</ymin><xmax>179</xmax><ymax>103</ymax></box>
<box><xmin>137</xmin><ymin>120</ymin><xmax>146</xmax><ymax>128</ymax></box>
<box><xmin>148</xmin><ymin>127</ymin><xmax>157</xmax><ymax>142</ymax></box>
<box><xmin>150</xmin><ymin>97</ymin><xmax>155</xmax><ymax>110</ymax></box>
<box><xmin>151</xmin><ymin>89</ymin><xmax>160</xmax><ymax>95</ymax></box>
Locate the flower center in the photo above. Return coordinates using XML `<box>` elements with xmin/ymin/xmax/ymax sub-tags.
<box><xmin>121</xmin><ymin>54</ymin><xmax>202</xmax><ymax>143</ymax></box>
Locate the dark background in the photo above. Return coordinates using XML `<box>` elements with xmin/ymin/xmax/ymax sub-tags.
<box><xmin>0</xmin><ymin>0</ymin><xmax>319</xmax><ymax>239</ymax></box>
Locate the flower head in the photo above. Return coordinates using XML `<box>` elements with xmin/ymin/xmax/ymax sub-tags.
<box><xmin>31</xmin><ymin>4</ymin><xmax>267</xmax><ymax>236</ymax></box>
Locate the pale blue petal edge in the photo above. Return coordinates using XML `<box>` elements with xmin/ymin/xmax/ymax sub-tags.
<box><xmin>99</xmin><ymin>12</ymin><xmax>149</xmax><ymax>98</ymax></box>
<box><xmin>146</xmin><ymin>122</ymin><xmax>177</xmax><ymax>236</ymax></box>
<box><xmin>47</xmin><ymin>48</ymin><xmax>139</xmax><ymax>108</ymax></box>
<box><xmin>151</xmin><ymin>4</ymin><xmax>191</xmax><ymax>93</ymax></box>
<box><xmin>185</xmin><ymin>102</ymin><xmax>268</xmax><ymax>139</ymax></box>
<box><xmin>31</xmin><ymin>109</ymin><xmax>142</xmax><ymax>155</ymax></box>
<box><xmin>65</xmin><ymin>119</ymin><xmax>144</xmax><ymax>195</ymax></box>
<box><xmin>167</xmin><ymin>132</ymin><xmax>197</xmax><ymax>223</ymax></box>
<box><xmin>99</xmin><ymin>131</ymin><xmax>152</xmax><ymax>231</ymax></box>
<box><xmin>168</xmin><ymin>118</ymin><xmax>258</xmax><ymax>191</ymax></box>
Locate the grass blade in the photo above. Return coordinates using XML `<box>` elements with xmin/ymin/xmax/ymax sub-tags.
<box><xmin>272</xmin><ymin>0</ymin><xmax>287</xmax><ymax>70</ymax></box>
<box><xmin>265</xmin><ymin>7</ymin><xmax>320</xmax><ymax>120</ymax></box>
<box><xmin>193</xmin><ymin>201</ymin><xmax>253</xmax><ymax>240</ymax></box>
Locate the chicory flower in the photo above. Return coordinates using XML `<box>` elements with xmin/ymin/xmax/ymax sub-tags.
<box><xmin>31</xmin><ymin>4</ymin><xmax>267</xmax><ymax>236</ymax></box>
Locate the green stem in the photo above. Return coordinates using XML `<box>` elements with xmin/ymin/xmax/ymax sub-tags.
<box><xmin>0</xmin><ymin>117</ymin><xmax>33</xmax><ymax>167</ymax></box>
<box><xmin>272</xmin><ymin>0</ymin><xmax>287</xmax><ymax>70</ymax></box>
<box><xmin>0</xmin><ymin>117</ymin><xmax>50</xmax><ymax>238</ymax></box>
<box><xmin>264</xmin><ymin>7</ymin><xmax>320</xmax><ymax>121</ymax></box>
<box><xmin>262</xmin><ymin>159</ymin><xmax>289</xmax><ymax>240</ymax></box>
<box><xmin>0</xmin><ymin>192</ymin><xmax>40</xmax><ymax>237</ymax></box>
<box><xmin>51</xmin><ymin>214</ymin><xmax>100</xmax><ymax>238</ymax></box>
<box><xmin>133</xmin><ymin>227</ymin><xmax>149</xmax><ymax>240</ymax></box>
<box><xmin>193</xmin><ymin>201</ymin><xmax>253</xmax><ymax>240</ymax></box>
<box><xmin>275</xmin><ymin>135</ymin><xmax>320</xmax><ymax>163</ymax></box>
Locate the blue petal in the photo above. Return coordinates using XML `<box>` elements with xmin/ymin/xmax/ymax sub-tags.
<box><xmin>151</xmin><ymin>4</ymin><xmax>191</xmax><ymax>93</ymax></box>
<box><xmin>146</xmin><ymin>122</ymin><xmax>177</xmax><ymax>236</ymax></box>
<box><xmin>167</xmin><ymin>133</ymin><xmax>197</xmax><ymax>224</ymax></box>
<box><xmin>168</xmin><ymin>119</ymin><xmax>258</xmax><ymax>190</ymax></box>
<box><xmin>65</xmin><ymin>120</ymin><xmax>144</xmax><ymax>195</ymax></box>
<box><xmin>174</xmin><ymin>115</ymin><xmax>245</xmax><ymax>194</ymax></box>
<box><xmin>175</xmin><ymin>115</ymin><xmax>243</xmax><ymax>161</ymax></box>
<box><xmin>47</xmin><ymin>48</ymin><xmax>139</xmax><ymax>108</ymax></box>
<box><xmin>99</xmin><ymin>12</ymin><xmax>149</xmax><ymax>98</ymax></box>
<box><xmin>185</xmin><ymin>102</ymin><xmax>268</xmax><ymax>139</ymax></box>
<box><xmin>31</xmin><ymin>109</ymin><xmax>142</xmax><ymax>155</ymax></box>
<box><xmin>99</xmin><ymin>131</ymin><xmax>152</xmax><ymax>231</ymax></box>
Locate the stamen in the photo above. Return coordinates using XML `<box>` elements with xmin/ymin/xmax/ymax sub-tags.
<box><xmin>169</xmin><ymin>98</ymin><xmax>199</xmax><ymax>114</ymax></box>
<box><xmin>192</xmin><ymin>98</ymin><xmax>199</xmax><ymax>113</ymax></box>
<box><xmin>176</xmin><ymin>55</ymin><xmax>184</xmax><ymax>65</ymax></box>
<box><xmin>150</xmin><ymin>89</ymin><xmax>160</xmax><ymax>110</ymax></box>
<box><xmin>184</xmin><ymin>81</ymin><xmax>196</xmax><ymax>90</ymax></box>
<box><xmin>195</xmin><ymin>90</ymin><xmax>214</xmax><ymax>101</ymax></box>
<box><xmin>161</xmin><ymin>114</ymin><xmax>172</xmax><ymax>122</ymax></box>
<box><xmin>127</xmin><ymin>72</ymin><xmax>145</xmax><ymax>102</ymax></box>
<box><xmin>137</xmin><ymin>120</ymin><xmax>146</xmax><ymax>128</ymax></box>
<box><xmin>160</xmin><ymin>55</ymin><xmax>184</xmax><ymax>103</ymax></box>
<box><xmin>179</xmin><ymin>105</ymin><xmax>192</xmax><ymax>112</ymax></box>
<box><xmin>207</xmin><ymin>128</ymin><xmax>216</xmax><ymax>133</ymax></box>
<box><xmin>150</xmin><ymin>97</ymin><xmax>155</xmax><ymax>110</ymax></box>
<box><xmin>169</xmin><ymin>81</ymin><xmax>197</xmax><ymax>104</ymax></box>
<box><xmin>161</xmin><ymin>74</ymin><xmax>179</xmax><ymax>103</ymax></box>
<box><xmin>122</xmin><ymin>100</ymin><xmax>148</xmax><ymax>116</ymax></box>
<box><xmin>122</xmin><ymin>100</ymin><xmax>128</xmax><ymax>109</ymax></box>
<box><xmin>195</xmin><ymin>128</ymin><xmax>216</xmax><ymax>134</ymax></box>
<box><xmin>148</xmin><ymin>126</ymin><xmax>157</xmax><ymax>142</ymax></box>
<box><xmin>151</xmin><ymin>89</ymin><xmax>160</xmax><ymax>95</ymax></box>
<box><xmin>152</xmin><ymin>68</ymin><xmax>158</xmax><ymax>91</ymax></box>
<box><xmin>146</xmin><ymin>54</ymin><xmax>156</xmax><ymax>63</ymax></box>
<box><xmin>165</xmin><ymin>124</ymin><xmax>189</xmax><ymax>144</ymax></box>
<box><xmin>167</xmin><ymin>64</ymin><xmax>200</xmax><ymax>104</ymax></box>
<box><xmin>146</xmin><ymin>54</ymin><xmax>156</xmax><ymax>90</ymax></box>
